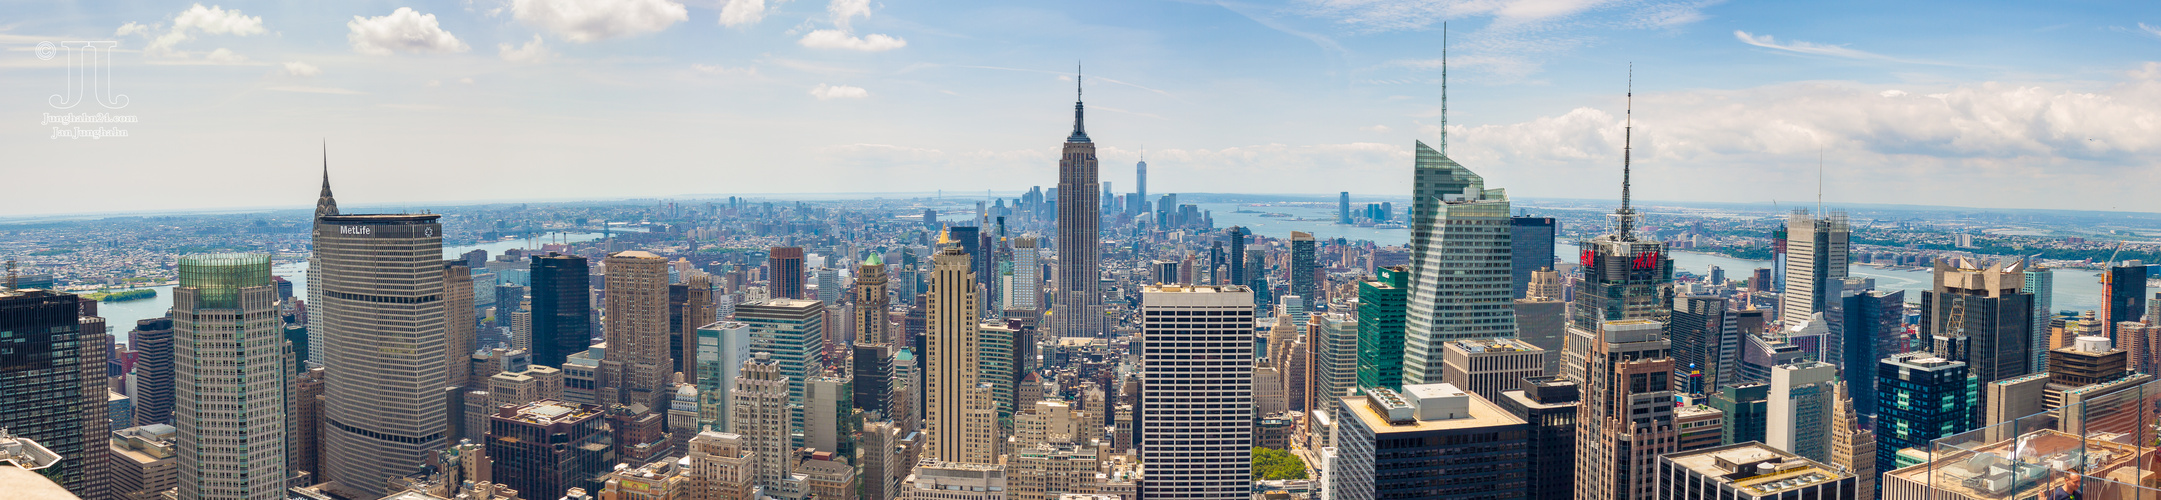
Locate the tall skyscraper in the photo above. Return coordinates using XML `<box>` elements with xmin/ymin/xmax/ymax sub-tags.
<box><xmin>600</xmin><ymin>251</ymin><xmax>674</xmax><ymax>413</ymax></box>
<box><xmin>1138</xmin><ymin>285</ymin><xmax>1256</xmax><ymax>498</ymax></box>
<box><xmin>926</xmin><ymin>245</ymin><xmax>997</xmax><ymax>464</ymax></box>
<box><xmin>1136</xmin><ymin>156</ymin><xmax>1148</xmax><ymax>211</ymax></box>
<box><xmin>1008</xmin><ymin>237</ymin><xmax>1041</xmax><ymax>314</ymax></box>
<box><xmin>444</xmin><ymin>262</ymin><xmax>475</xmax><ymax>388</ymax></box>
<box><xmin>1841</xmin><ymin>289</ymin><xmax>1904</xmax><ymax>417</ymax></box>
<box><xmin>1226</xmin><ymin>227</ymin><xmax>1248</xmax><ymax>290</ymax></box>
<box><xmin>1510</xmin><ymin>216</ymin><xmax>1557</xmax><ymax>299</ymax></box>
<box><xmin>1874</xmin><ymin>353</ymin><xmax>1970</xmax><ymax>476</ymax></box>
<box><xmin>314</xmin><ymin>182</ymin><xmax>450</xmax><ymax>499</ymax></box>
<box><xmin>172</xmin><ymin>254</ymin><xmax>288</xmax><ymax>500</ymax></box>
<box><xmin>1312</xmin><ymin>313</ymin><xmax>1359</xmax><ymax>405</ymax></box>
<box><xmin>1338</xmin><ymin>192</ymin><xmax>1352</xmax><ymax>224</ymax></box>
<box><xmin>1050</xmin><ymin>77</ymin><xmax>1105</xmax><ymax>338</ymax></box>
<box><xmin>695</xmin><ymin>322</ymin><xmax>751</xmax><ymax>432</ymax></box>
<box><xmin>530</xmin><ymin>252</ymin><xmax>592</xmax><ymax>368</ymax></box>
<box><xmin>1357</xmin><ymin>266</ymin><xmax>1409</xmax><ymax>392</ymax></box>
<box><xmin>1710</xmin><ymin>383</ymin><xmax>1770</xmax><ymax>446</ymax></box>
<box><xmin>486</xmin><ymin>401</ymin><xmax>612</xmax><ymax>498</ymax></box>
<box><xmin>1561</xmin><ymin>89</ymin><xmax>1672</xmax><ymax>388</ymax></box>
<box><xmin>1920</xmin><ymin>258</ymin><xmax>2033</xmax><ymax>423</ymax></box>
<box><xmin>0</xmin><ymin>289</ymin><xmax>94</xmax><ymax>493</ymax></box>
<box><xmin>769</xmin><ymin>247</ymin><xmax>806</xmax><ymax>300</ymax></box>
<box><xmin>2106</xmin><ymin>260</ymin><xmax>2148</xmax><ymax>338</ymax></box>
<box><xmin>1827</xmin><ymin>382</ymin><xmax>1875</xmax><ymax>500</ymax></box>
<box><xmin>735</xmin><ymin>299</ymin><xmax>824</xmax><ymax>436</ymax></box>
<box><xmin>669</xmin><ymin>272</ymin><xmax>716</xmax><ymax>383</ymax></box>
<box><xmin>1290</xmin><ymin>231</ymin><xmax>1318</xmax><ymax>308</ymax></box>
<box><xmin>1669</xmin><ymin>296</ymin><xmax>1737</xmax><ymax>394</ymax></box>
<box><xmin>2023</xmin><ymin>266</ymin><xmax>2053</xmax><ymax>372</ymax></box>
<box><xmin>1780</xmin><ymin>210</ymin><xmax>1850</xmax><ymax>344</ymax></box>
<box><xmin>1767</xmin><ymin>361</ymin><xmax>1836</xmax><ymax>462</ymax></box>
<box><xmin>129</xmin><ymin>316</ymin><xmax>175</xmax><ymax>427</ymax></box>
<box><xmin>856</xmin><ymin>255</ymin><xmax>894</xmax><ymax>417</ymax></box>
<box><xmin>1497</xmin><ymin>377</ymin><xmax>1579</xmax><ymax>500</ymax></box>
<box><xmin>1573</xmin><ymin>320</ymin><xmax>1675</xmax><ymax>500</ymax></box>
<box><xmin>1401</xmin><ymin>138</ymin><xmax>1517</xmax><ymax>385</ymax></box>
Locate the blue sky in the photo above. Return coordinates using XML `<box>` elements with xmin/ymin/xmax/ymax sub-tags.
<box><xmin>5</xmin><ymin>0</ymin><xmax>2160</xmax><ymax>215</ymax></box>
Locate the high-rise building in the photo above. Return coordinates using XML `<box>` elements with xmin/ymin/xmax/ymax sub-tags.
<box><xmin>1009</xmin><ymin>237</ymin><xmax>1041</xmax><ymax>315</ymax></box>
<box><xmin>1497</xmin><ymin>376</ymin><xmax>1579</xmax><ymax>500</ymax></box>
<box><xmin>736</xmin><ymin>299</ymin><xmax>825</xmax><ymax>435</ymax></box>
<box><xmin>856</xmin><ymin>255</ymin><xmax>895</xmax><ymax>419</ymax></box>
<box><xmin>1399</xmin><ymin>142</ymin><xmax>1515</xmax><ymax>385</ymax></box>
<box><xmin>171</xmin><ymin>254</ymin><xmax>287</xmax><ymax>500</ymax></box>
<box><xmin>1874</xmin><ymin>353</ymin><xmax>1969</xmax><ymax>477</ymax></box>
<box><xmin>1669</xmin><ymin>296</ymin><xmax>1738</xmax><ymax>394</ymax></box>
<box><xmin>1562</xmin><ymin>105</ymin><xmax>1673</xmax><ymax>390</ymax></box>
<box><xmin>1050</xmin><ymin>79</ymin><xmax>1105</xmax><ymax>339</ymax></box>
<box><xmin>600</xmin><ymin>251</ymin><xmax>675</xmax><ymax>415</ymax></box>
<box><xmin>1780</xmin><ymin>210</ymin><xmax>1850</xmax><ymax>357</ymax></box>
<box><xmin>314</xmin><ymin>203</ymin><xmax>451</xmax><ymax>499</ymax></box>
<box><xmin>732</xmin><ymin>353</ymin><xmax>804</xmax><ymax>496</ymax></box>
<box><xmin>1339</xmin><ymin>192</ymin><xmax>1353</xmax><ymax>225</ymax></box>
<box><xmin>2106</xmin><ymin>260</ymin><xmax>2148</xmax><ymax>338</ymax></box>
<box><xmin>980</xmin><ymin>322</ymin><xmax>1018</xmax><ymax>427</ymax></box>
<box><xmin>1709</xmin><ymin>383</ymin><xmax>1770</xmax><ymax>446</ymax></box>
<box><xmin>1227</xmin><ymin>227</ymin><xmax>1248</xmax><ymax>290</ymax></box>
<box><xmin>291</xmin><ymin>367</ymin><xmax>325</xmax><ymax>479</ymax></box>
<box><xmin>1439</xmin><ymin>338</ymin><xmax>1548</xmax><ymax>404</ymax></box>
<box><xmin>1767</xmin><ymin>361</ymin><xmax>1836</xmax><ymax>462</ymax></box>
<box><xmin>1919</xmin><ymin>258</ymin><xmax>2033</xmax><ymax>423</ymax></box>
<box><xmin>1574</xmin><ymin>320</ymin><xmax>1675</xmax><ymax>500</ymax></box>
<box><xmin>1291</xmin><ymin>231</ymin><xmax>1318</xmax><ymax>307</ymax></box>
<box><xmin>530</xmin><ymin>253</ymin><xmax>592</xmax><ymax>368</ymax></box>
<box><xmin>445</xmin><ymin>262</ymin><xmax>476</xmax><ymax>389</ymax></box>
<box><xmin>1136</xmin><ymin>157</ymin><xmax>1148</xmax><ymax>211</ymax></box>
<box><xmin>1654</xmin><ymin>443</ymin><xmax>1859</xmax><ymax>500</ymax></box>
<box><xmin>128</xmin><ymin>317</ymin><xmax>175</xmax><ymax>427</ymax></box>
<box><xmin>1827</xmin><ymin>382</ymin><xmax>1875</xmax><ymax>500</ymax></box>
<box><xmin>1330</xmin><ymin>384</ymin><xmax>1529</xmax><ymax>500</ymax></box>
<box><xmin>926</xmin><ymin>245</ymin><xmax>998</xmax><ymax>465</ymax></box>
<box><xmin>1357</xmin><ymin>266</ymin><xmax>1410</xmax><ymax>392</ymax></box>
<box><xmin>694</xmin><ymin>322</ymin><xmax>750</xmax><ymax>432</ymax></box>
<box><xmin>0</xmin><ymin>289</ymin><xmax>94</xmax><ymax>493</ymax></box>
<box><xmin>804</xmin><ymin>375</ymin><xmax>849</xmax><ymax>453</ymax></box>
<box><xmin>1841</xmin><ymin>289</ymin><xmax>1905</xmax><ymax>418</ymax></box>
<box><xmin>769</xmin><ymin>247</ymin><xmax>805</xmax><ymax>300</ymax></box>
<box><xmin>1137</xmin><ymin>284</ymin><xmax>1255</xmax><ymax>500</ymax></box>
<box><xmin>669</xmin><ymin>272</ymin><xmax>716</xmax><ymax>383</ymax></box>
<box><xmin>486</xmin><ymin>401</ymin><xmax>612</xmax><ymax>499</ymax></box>
<box><xmin>2023</xmin><ymin>266</ymin><xmax>2053</xmax><ymax>371</ymax></box>
<box><xmin>1510</xmin><ymin>216</ymin><xmax>1557</xmax><ymax>299</ymax></box>
<box><xmin>1312</xmin><ymin>313</ymin><xmax>1360</xmax><ymax>405</ymax></box>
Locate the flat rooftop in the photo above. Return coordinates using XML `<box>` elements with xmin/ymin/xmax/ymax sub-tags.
<box><xmin>1340</xmin><ymin>392</ymin><xmax>1524</xmax><ymax>434</ymax></box>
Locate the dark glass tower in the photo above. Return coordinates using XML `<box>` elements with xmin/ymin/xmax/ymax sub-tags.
<box><xmin>1291</xmin><ymin>232</ymin><xmax>1317</xmax><ymax>308</ymax></box>
<box><xmin>1669</xmin><ymin>296</ymin><xmax>1734</xmax><ymax>394</ymax></box>
<box><xmin>530</xmin><ymin>253</ymin><xmax>592</xmax><ymax>368</ymax></box>
<box><xmin>0</xmin><ymin>289</ymin><xmax>90</xmax><ymax>491</ymax></box>
<box><xmin>1842</xmin><ymin>289</ymin><xmax>1905</xmax><ymax>418</ymax></box>
<box><xmin>1357</xmin><ymin>266</ymin><xmax>1409</xmax><ymax>392</ymax></box>
<box><xmin>2107</xmin><ymin>262</ymin><xmax>2148</xmax><ymax>336</ymax></box>
<box><xmin>1509</xmin><ymin>216</ymin><xmax>1557</xmax><ymax>299</ymax></box>
<box><xmin>1919</xmin><ymin>259</ymin><xmax>2032</xmax><ymax>425</ymax></box>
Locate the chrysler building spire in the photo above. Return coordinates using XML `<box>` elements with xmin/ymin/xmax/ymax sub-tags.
<box><xmin>315</xmin><ymin>141</ymin><xmax>340</xmax><ymax>218</ymax></box>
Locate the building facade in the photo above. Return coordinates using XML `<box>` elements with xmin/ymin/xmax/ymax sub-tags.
<box><xmin>171</xmin><ymin>254</ymin><xmax>288</xmax><ymax>500</ymax></box>
<box><xmin>1050</xmin><ymin>84</ymin><xmax>1105</xmax><ymax>339</ymax></box>
<box><xmin>314</xmin><ymin>210</ymin><xmax>452</xmax><ymax>499</ymax></box>
<box><xmin>1137</xmin><ymin>285</ymin><xmax>1255</xmax><ymax>500</ymax></box>
<box><xmin>1402</xmin><ymin>140</ymin><xmax>1516</xmax><ymax>384</ymax></box>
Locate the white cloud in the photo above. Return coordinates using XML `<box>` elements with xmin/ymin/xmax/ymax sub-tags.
<box><xmin>348</xmin><ymin>8</ymin><xmax>470</xmax><ymax>55</ymax></box>
<box><xmin>1362</xmin><ymin>125</ymin><xmax>1392</xmax><ymax>133</ymax></box>
<box><xmin>1413</xmin><ymin>67</ymin><xmax>2161</xmax><ymax>206</ymax></box>
<box><xmin>1301</xmin><ymin>0</ymin><xmax>1713</xmax><ymax>31</ymax></box>
<box><xmin>124</xmin><ymin>4</ymin><xmax>266</xmax><ymax>58</ymax></box>
<box><xmin>512</xmin><ymin>0</ymin><xmax>688</xmax><ymax>42</ymax></box>
<box><xmin>798</xmin><ymin>30</ymin><xmax>907</xmax><ymax>51</ymax></box>
<box><xmin>719</xmin><ymin>0</ymin><xmax>780</xmax><ymax>27</ymax></box>
<box><xmin>460</xmin><ymin>77</ymin><xmax>475</xmax><ymax>84</ymax></box>
<box><xmin>204</xmin><ymin>48</ymin><xmax>247</xmax><ymax>63</ymax></box>
<box><xmin>1734</xmin><ymin>30</ymin><xmax>1887</xmax><ymax>60</ymax></box>
<box><xmin>828</xmin><ymin>0</ymin><xmax>871</xmax><ymax>31</ymax></box>
<box><xmin>810</xmin><ymin>83</ymin><xmax>868</xmax><ymax>100</ymax></box>
<box><xmin>283</xmin><ymin>61</ymin><xmax>321</xmax><ymax>77</ymax></box>
<box><xmin>2141</xmin><ymin>23</ymin><xmax>2161</xmax><ymax>38</ymax></box>
<box><xmin>499</xmin><ymin>35</ymin><xmax>553</xmax><ymax>63</ymax></box>
<box><xmin>427</xmin><ymin>80</ymin><xmax>443</xmax><ymax>87</ymax></box>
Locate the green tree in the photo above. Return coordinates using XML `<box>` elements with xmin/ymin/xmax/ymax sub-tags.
<box><xmin>1252</xmin><ymin>447</ymin><xmax>1309</xmax><ymax>480</ymax></box>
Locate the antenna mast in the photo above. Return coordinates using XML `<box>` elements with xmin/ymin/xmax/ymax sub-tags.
<box><xmin>1614</xmin><ymin>64</ymin><xmax>1637</xmax><ymax>241</ymax></box>
<box><xmin>1440</xmin><ymin>22</ymin><xmax>1448</xmax><ymax>155</ymax></box>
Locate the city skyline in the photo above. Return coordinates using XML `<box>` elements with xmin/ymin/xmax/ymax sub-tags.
<box><xmin>9</xmin><ymin>1</ymin><xmax>2161</xmax><ymax>215</ymax></box>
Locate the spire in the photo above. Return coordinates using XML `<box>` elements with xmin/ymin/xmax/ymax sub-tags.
<box><xmin>1614</xmin><ymin>64</ymin><xmax>1637</xmax><ymax>240</ymax></box>
<box><xmin>1440</xmin><ymin>22</ymin><xmax>1448</xmax><ymax>156</ymax></box>
<box><xmin>1068</xmin><ymin>62</ymin><xmax>1090</xmax><ymax>143</ymax></box>
<box><xmin>315</xmin><ymin>140</ymin><xmax>340</xmax><ymax>219</ymax></box>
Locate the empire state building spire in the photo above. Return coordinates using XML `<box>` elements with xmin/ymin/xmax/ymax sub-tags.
<box><xmin>1068</xmin><ymin>64</ymin><xmax>1089</xmax><ymax>143</ymax></box>
<box><xmin>315</xmin><ymin>142</ymin><xmax>340</xmax><ymax>219</ymax></box>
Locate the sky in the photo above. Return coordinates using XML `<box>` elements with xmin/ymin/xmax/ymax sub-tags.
<box><xmin>4</xmin><ymin>0</ymin><xmax>2160</xmax><ymax>216</ymax></box>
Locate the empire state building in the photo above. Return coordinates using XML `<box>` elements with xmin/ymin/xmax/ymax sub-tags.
<box><xmin>1050</xmin><ymin>76</ymin><xmax>1104</xmax><ymax>338</ymax></box>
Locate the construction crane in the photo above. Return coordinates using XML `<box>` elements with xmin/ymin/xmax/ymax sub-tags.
<box><xmin>2102</xmin><ymin>240</ymin><xmax>2128</xmax><ymax>339</ymax></box>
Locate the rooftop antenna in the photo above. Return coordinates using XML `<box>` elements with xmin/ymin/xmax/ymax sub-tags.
<box><xmin>1613</xmin><ymin>63</ymin><xmax>1637</xmax><ymax>241</ymax></box>
<box><xmin>1440</xmin><ymin>22</ymin><xmax>1448</xmax><ymax>155</ymax></box>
